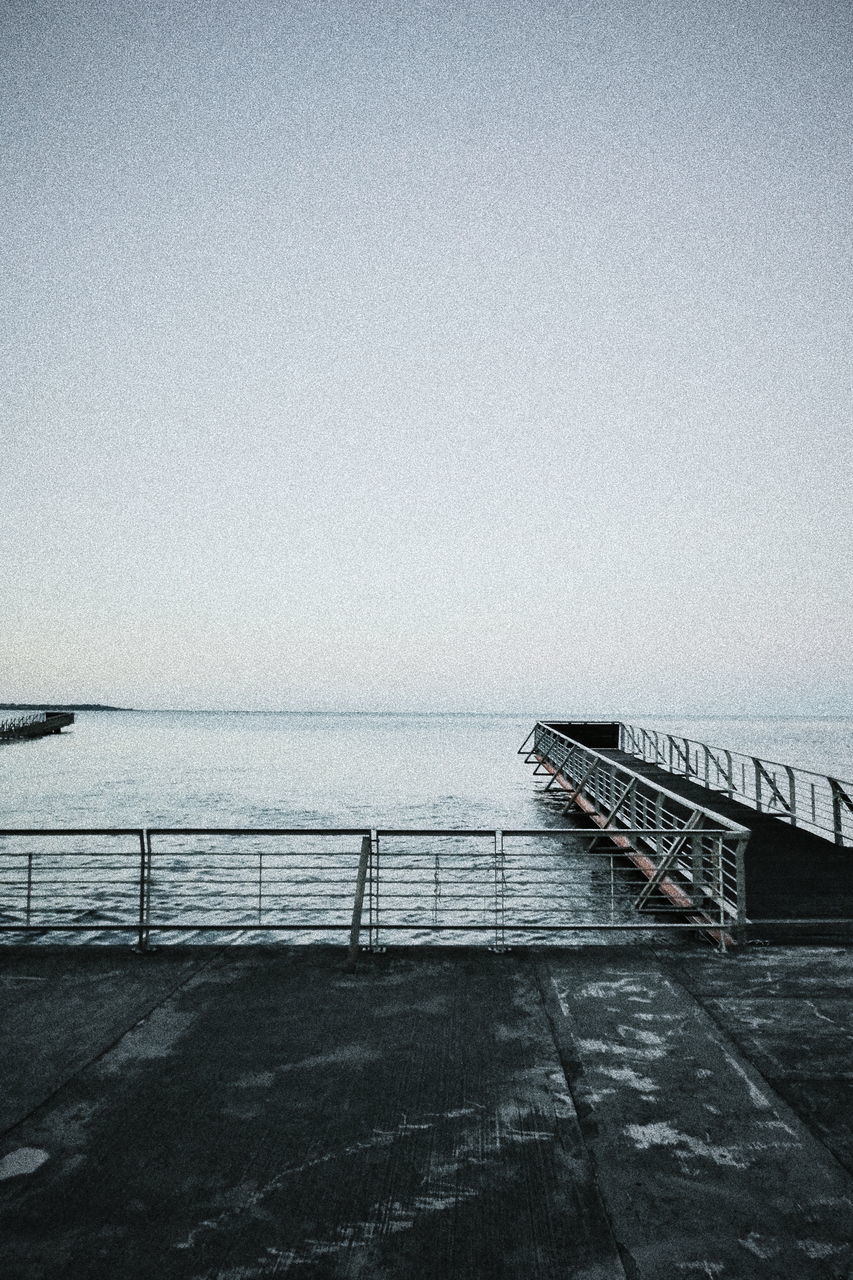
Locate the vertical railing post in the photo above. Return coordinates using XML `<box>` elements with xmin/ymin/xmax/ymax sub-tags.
<box><xmin>712</xmin><ymin>836</ymin><xmax>725</xmax><ymax>952</ymax></box>
<box><xmin>258</xmin><ymin>849</ymin><xmax>264</xmax><ymax>924</ymax></box>
<box><xmin>785</xmin><ymin>767</ymin><xmax>797</xmax><ymax>826</ymax></box>
<box><xmin>690</xmin><ymin>831</ymin><xmax>704</xmax><ymax>905</ymax></box>
<box><xmin>654</xmin><ymin>794</ymin><xmax>664</xmax><ymax>865</ymax></box>
<box><xmin>492</xmin><ymin>830</ymin><xmax>506</xmax><ymax>951</ymax></box>
<box><xmin>829</xmin><ymin>781</ymin><xmax>848</xmax><ymax>848</ymax></box>
<box><xmin>716</xmin><ymin>836</ymin><xmax>725</xmax><ymax>928</ymax></box>
<box><xmin>137</xmin><ymin>830</ymin><xmax>150</xmax><ymax>952</ymax></box>
<box><xmin>25</xmin><ymin>850</ymin><xmax>33</xmax><ymax>927</ymax></box>
<box><xmin>735</xmin><ymin>834</ymin><xmax>747</xmax><ymax>946</ymax></box>
<box><xmin>368</xmin><ymin>829</ymin><xmax>381</xmax><ymax>950</ymax></box>
<box><xmin>754</xmin><ymin>759</ymin><xmax>763</xmax><ymax>812</ymax></box>
<box><xmin>346</xmin><ymin>835</ymin><xmax>371</xmax><ymax>970</ymax></box>
<box><xmin>628</xmin><ymin>780</ymin><xmax>638</xmax><ymax>832</ymax></box>
<box><xmin>609</xmin><ymin>847</ymin><xmax>615</xmax><ymax>922</ymax></box>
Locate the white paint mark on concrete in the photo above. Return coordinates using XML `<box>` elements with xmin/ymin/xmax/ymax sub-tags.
<box><xmin>739</xmin><ymin>1232</ymin><xmax>780</xmax><ymax>1259</ymax></box>
<box><xmin>0</xmin><ymin>1147</ymin><xmax>49</xmax><ymax>1180</ymax></box>
<box><xmin>624</xmin><ymin>1122</ymin><xmax>748</xmax><ymax>1168</ymax></box>
<box><xmin>618</xmin><ymin>1026</ymin><xmax>665</xmax><ymax>1046</ymax></box>
<box><xmin>579</xmin><ymin>1038</ymin><xmax>665</xmax><ymax>1061</ymax></box>
<box><xmin>799</xmin><ymin>1239</ymin><xmax>843</xmax><ymax>1259</ymax></box>
<box><xmin>584</xmin><ymin>1089</ymin><xmax>617</xmax><ymax>1103</ymax></box>
<box><xmin>579</xmin><ymin>979</ymin><xmax>649</xmax><ymax>999</ymax></box>
<box><xmin>599</xmin><ymin>1065</ymin><xmax>659</xmax><ymax>1092</ymax></box>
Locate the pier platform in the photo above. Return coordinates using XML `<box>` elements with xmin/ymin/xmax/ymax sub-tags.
<box><xmin>592</xmin><ymin>746</ymin><xmax>853</xmax><ymax>925</ymax></box>
<box><xmin>1</xmin><ymin>944</ymin><xmax>851</xmax><ymax>1278</ymax></box>
<box><xmin>528</xmin><ymin>721</ymin><xmax>853</xmax><ymax>937</ymax></box>
<box><xmin>0</xmin><ymin>712</ymin><xmax>74</xmax><ymax>743</ymax></box>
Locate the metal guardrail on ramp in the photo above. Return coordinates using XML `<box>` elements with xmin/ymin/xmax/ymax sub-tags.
<box><xmin>521</xmin><ymin>723</ymin><xmax>749</xmax><ymax>945</ymax></box>
<box><xmin>618</xmin><ymin>722</ymin><xmax>853</xmax><ymax>848</ymax></box>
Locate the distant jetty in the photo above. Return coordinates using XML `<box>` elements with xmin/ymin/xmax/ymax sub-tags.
<box><xmin>0</xmin><ymin>710</ymin><xmax>75</xmax><ymax>741</ymax></box>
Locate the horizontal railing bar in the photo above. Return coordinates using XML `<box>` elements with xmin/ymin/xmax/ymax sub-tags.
<box><xmin>620</xmin><ymin>722</ymin><xmax>853</xmax><ymax>787</ymax></box>
<box><xmin>0</xmin><ymin>834</ymin><xmax>743</xmax><ymax>854</ymax></box>
<box><xmin>0</xmin><ymin>922</ymin><xmax>748</xmax><ymax>933</ymax></box>
<box><xmin>745</xmin><ymin>917</ymin><xmax>853</xmax><ymax>925</ymax></box>
<box><xmin>0</xmin><ymin>826</ymin><xmax>742</xmax><ymax>839</ymax></box>
<box><xmin>0</xmin><ymin>924</ymin><xmax>353</xmax><ymax>932</ymax></box>
<box><xmin>0</xmin><ymin>829</ymin><xmax>145</xmax><ymax>836</ymax></box>
<box><xmin>376</xmin><ymin>829</ymin><xmax>497</xmax><ymax>837</ymax></box>
<box><xmin>150</xmin><ymin>828</ymin><xmax>372</xmax><ymax>836</ymax></box>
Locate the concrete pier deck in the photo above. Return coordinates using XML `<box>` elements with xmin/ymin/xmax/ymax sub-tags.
<box><xmin>1</xmin><ymin>944</ymin><xmax>852</xmax><ymax>1278</ymax></box>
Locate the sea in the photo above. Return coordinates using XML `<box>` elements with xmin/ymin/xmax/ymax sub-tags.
<box><xmin>2</xmin><ymin>712</ymin><xmax>851</xmax><ymax>945</ymax></box>
<box><xmin>3</xmin><ymin>711</ymin><xmax>851</xmax><ymax>830</ymax></box>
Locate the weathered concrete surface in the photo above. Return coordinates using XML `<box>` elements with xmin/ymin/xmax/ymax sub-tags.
<box><xmin>0</xmin><ymin>949</ymin><xmax>209</xmax><ymax>1132</ymax></box>
<box><xmin>538</xmin><ymin>949</ymin><xmax>853</xmax><ymax>1279</ymax></box>
<box><xmin>0</xmin><ymin>947</ymin><xmax>622</xmax><ymax>1280</ymax></box>
<box><xmin>669</xmin><ymin>947</ymin><xmax>853</xmax><ymax>1178</ymax></box>
<box><xmin>0</xmin><ymin>945</ymin><xmax>851</xmax><ymax>1280</ymax></box>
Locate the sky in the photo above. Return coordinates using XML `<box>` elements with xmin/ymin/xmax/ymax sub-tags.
<box><xmin>2</xmin><ymin>0</ymin><xmax>851</xmax><ymax>714</ymax></box>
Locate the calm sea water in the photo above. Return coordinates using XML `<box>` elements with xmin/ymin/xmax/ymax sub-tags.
<box><xmin>2</xmin><ymin>712</ymin><xmax>851</xmax><ymax>946</ymax></box>
<box><xmin>2</xmin><ymin>711</ymin><xmax>851</xmax><ymax>828</ymax></box>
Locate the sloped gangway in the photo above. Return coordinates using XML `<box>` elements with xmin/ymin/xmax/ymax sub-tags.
<box><xmin>523</xmin><ymin>721</ymin><xmax>853</xmax><ymax>937</ymax></box>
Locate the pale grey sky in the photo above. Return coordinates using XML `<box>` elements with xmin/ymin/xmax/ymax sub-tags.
<box><xmin>2</xmin><ymin>0</ymin><xmax>851</xmax><ymax>713</ymax></box>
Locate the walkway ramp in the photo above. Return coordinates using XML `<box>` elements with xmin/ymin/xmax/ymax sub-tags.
<box><xmin>596</xmin><ymin>745</ymin><xmax>853</xmax><ymax>924</ymax></box>
<box><xmin>526</xmin><ymin>722</ymin><xmax>853</xmax><ymax>937</ymax></box>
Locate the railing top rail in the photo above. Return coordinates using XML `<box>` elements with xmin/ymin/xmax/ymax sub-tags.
<box><xmin>0</xmin><ymin>827</ymin><xmax>145</xmax><ymax>836</ymax></box>
<box><xmin>620</xmin><ymin>721</ymin><xmax>853</xmax><ymax>788</ymax></box>
<box><xmin>501</xmin><ymin>827</ymin><xmax>743</xmax><ymax>838</ymax></box>
<box><xmin>150</xmin><ymin>827</ymin><xmax>372</xmax><ymax>836</ymax></box>
<box><xmin>0</xmin><ymin>824</ymin><xmax>740</xmax><ymax>840</ymax></box>
<box><xmin>533</xmin><ymin>722</ymin><xmax>751</xmax><ymax>836</ymax></box>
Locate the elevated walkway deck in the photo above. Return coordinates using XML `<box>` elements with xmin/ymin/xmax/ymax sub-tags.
<box><xmin>529</xmin><ymin>721</ymin><xmax>853</xmax><ymax>937</ymax></box>
<box><xmin>595</xmin><ymin>746</ymin><xmax>853</xmax><ymax>924</ymax></box>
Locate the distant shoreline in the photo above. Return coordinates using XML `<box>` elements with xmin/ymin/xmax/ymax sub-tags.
<box><xmin>1</xmin><ymin>705</ymin><xmax>849</xmax><ymax>719</ymax></box>
<box><xmin>0</xmin><ymin>703</ymin><xmax>130</xmax><ymax>712</ymax></box>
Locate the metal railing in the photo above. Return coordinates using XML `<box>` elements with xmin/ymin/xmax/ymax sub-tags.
<box><xmin>619</xmin><ymin>723</ymin><xmax>853</xmax><ymax>848</ymax></box>
<box><xmin>0</xmin><ymin>824</ymin><xmax>744</xmax><ymax>951</ymax></box>
<box><xmin>0</xmin><ymin>711</ymin><xmax>49</xmax><ymax>738</ymax></box>
<box><xmin>522</xmin><ymin>723</ymin><xmax>749</xmax><ymax>941</ymax></box>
